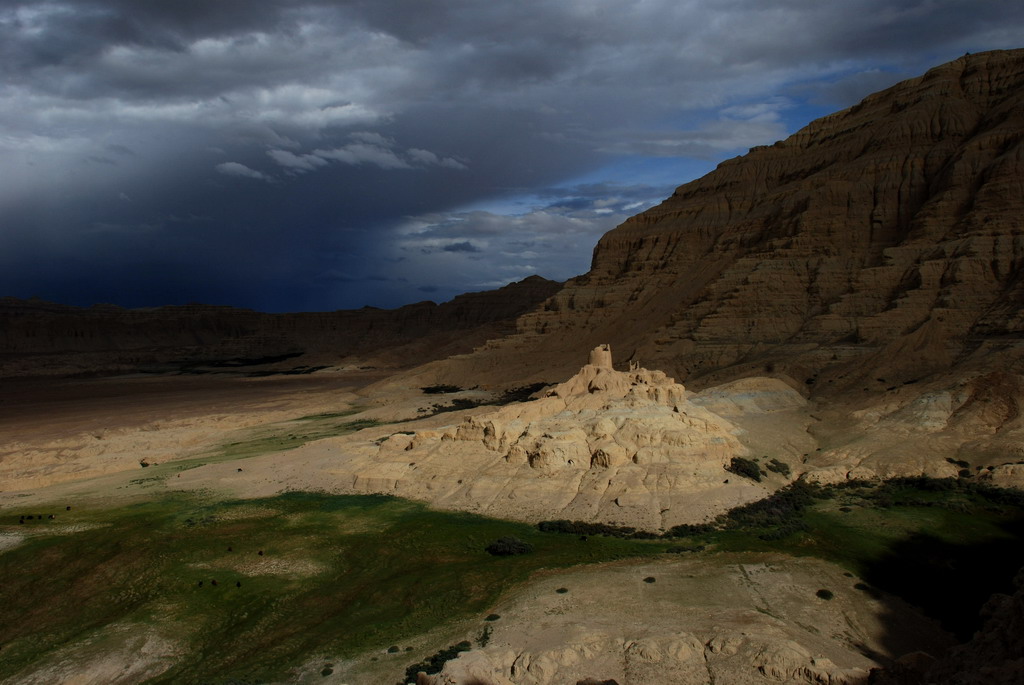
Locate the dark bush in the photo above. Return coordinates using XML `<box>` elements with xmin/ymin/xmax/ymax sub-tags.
<box><xmin>401</xmin><ymin>641</ymin><xmax>472</xmax><ymax>684</ymax></box>
<box><xmin>766</xmin><ymin>458</ymin><xmax>792</xmax><ymax>477</ymax></box>
<box><xmin>718</xmin><ymin>480</ymin><xmax>819</xmax><ymax>530</ymax></box>
<box><xmin>421</xmin><ymin>384</ymin><xmax>462</xmax><ymax>394</ymax></box>
<box><xmin>485</xmin><ymin>536</ymin><xmax>534</xmax><ymax>556</ymax></box>
<box><xmin>537</xmin><ymin>519</ymin><xmax>657</xmax><ymax>539</ymax></box>
<box><xmin>663</xmin><ymin>522</ymin><xmax>716</xmax><ymax>538</ymax></box>
<box><xmin>726</xmin><ymin>457</ymin><xmax>762</xmax><ymax>482</ymax></box>
<box><xmin>816</xmin><ymin>589</ymin><xmax>834</xmax><ymax>600</ymax></box>
<box><xmin>854</xmin><ymin>583</ymin><xmax>884</xmax><ymax>599</ymax></box>
<box><xmin>484</xmin><ymin>613</ymin><xmax>501</xmax><ymax>621</ymax></box>
<box><xmin>556</xmin><ymin>587</ymin><xmax>569</xmax><ymax>594</ymax></box>
<box><xmin>643</xmin><ymin>576</ymin><xmax>656</xmax><ymax>583</ymax></box>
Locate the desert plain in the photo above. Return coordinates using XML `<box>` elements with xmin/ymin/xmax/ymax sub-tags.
<box><xmin>4</xmin><ymin>48</ymin><xmax>1024</xmax><ymax>684</ymax></box>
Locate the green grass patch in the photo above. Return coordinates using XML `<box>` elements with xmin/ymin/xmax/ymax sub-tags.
<box><xmin>4</xmin><ymin>477</ymin><xmax>1023</xmax><ymax>681</ymax></box>
<box><xmin>204</xmin><ymin>416</ymin><xmax>381</xmax><ymax>463</ymax></box>
<box><xmin>0</xmin><ymin>492</ymin><xmax>665</xmax><ymax>684</ymax></box>
<box><xmin>133</xmin><ymin>412</ymin><xmax>383</xmax><ymax>482</ymax></box>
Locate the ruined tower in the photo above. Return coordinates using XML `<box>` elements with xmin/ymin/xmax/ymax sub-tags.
<box><xmin>588</xmin><ymin>344</ymin><xmax>613</xmax><ymax>369</ymax></box>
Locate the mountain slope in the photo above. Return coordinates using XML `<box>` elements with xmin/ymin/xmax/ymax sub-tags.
<box><xmin>424</xmin><ymin>49</ymin><xmax>1024</xmax><ymax>395</ymax></box>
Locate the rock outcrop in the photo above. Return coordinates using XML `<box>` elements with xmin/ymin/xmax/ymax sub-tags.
<box><xmin>401</xmin><ymin>555</ymin><xmax>952</xmax><ymax>685</ymax></box>
<box><xmin>326</xmin><ymin>346</ymin><xmax>805</xmax><ymax>528</ymax></box>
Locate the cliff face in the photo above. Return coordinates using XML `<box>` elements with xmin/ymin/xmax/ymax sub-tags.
<box><xmin>430</xmin><ymin>49</ymin><xmax>1024</xmax><ymax>394</ymax></box>
<box><xmin>0</xmin><ymin>276</ymin><xmax>561</xmax><ymax>378</ymax></box>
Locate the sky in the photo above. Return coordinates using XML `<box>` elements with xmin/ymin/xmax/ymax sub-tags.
<box><xmin>2</xmin><ymin>1</ymin><xmax>1022</xmax><ymax>312</ymax></box>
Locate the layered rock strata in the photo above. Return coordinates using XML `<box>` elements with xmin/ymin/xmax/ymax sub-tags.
<box><xmin>418</xmin><ymin>50</ymin><xmax>1024</xmax><ymax>399</ymax></box>
<box><xmin>333</xmin><ymin>347</ymin><xmax>800</xmax><ymax>528</ymax></box>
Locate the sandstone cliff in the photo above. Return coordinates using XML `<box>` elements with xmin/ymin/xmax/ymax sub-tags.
<box><xmin>420</xmin><ymin>49</ymin><xmax>1024</xmax><ymax>396</ymax></box>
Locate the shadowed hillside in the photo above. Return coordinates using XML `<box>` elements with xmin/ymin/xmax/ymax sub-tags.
<box><xmin>0</xmin><ymin>276</ymin><xmax>560</xmax><ymax>378</ymax></box>
<box><xmin>417</xmin><ymin>49</ymin><xmax>1024</xmax><ymax>396</ymax></box>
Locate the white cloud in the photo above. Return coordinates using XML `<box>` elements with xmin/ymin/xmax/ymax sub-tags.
<box><xmin>314</xmin><ymin>142</ymin><xmax>411</xmax><ymax>169</ymax></box>
<box><xmin>215</xmin><ymin>161</ymin><xmax>271</xmax><ymax>181</ymax></box>
<box><xmin>599</xmin><ymin>118</ymin><xmax>789</xmax><ymax>158</ymax></box>
<box><xmin>407</xmin><ymin>148</ymin><xmax>468</xmax><ymax>169</ymax></box>
<box><xmin>267</xmin><ymin>148</ymin><xmax>328</xmax><ymax>172</ymax></box>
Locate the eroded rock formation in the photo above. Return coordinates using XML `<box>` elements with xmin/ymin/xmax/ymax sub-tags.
<box><xmin>418</xmin><ymin>50</ymin><xmax>1024</xmax><ymax>400</ymax></box>
<box><xmin>329</xmin><ymin>346</ymin><xmax>806</xmax><ymax>528</ymax></box>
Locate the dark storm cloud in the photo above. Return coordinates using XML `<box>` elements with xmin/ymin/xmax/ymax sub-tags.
<box><xmin>441</xmin><ymin>242</ymin><xmax>482</xmax><ymax>254</ymax></box>
<box><xmin>2</xmin><ymin>1</ymin><xmax>1022</xmax><ymax>311</ymax></box>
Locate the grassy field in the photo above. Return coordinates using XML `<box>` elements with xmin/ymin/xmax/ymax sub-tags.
<box><xmin>0</xmin><ymin>492</ymin><xmax>666</xmax><ymax>684</ymax></box>
<box><xmin>2</xmin><ymin>477</ymin><xmax>1023</xmax><ymax>683</ymax></box>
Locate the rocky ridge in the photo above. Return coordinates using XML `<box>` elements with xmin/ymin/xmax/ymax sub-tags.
<box><xmin>320</xmin><ymin>346</ymin><xmax>808</xmax><ymax>528</ymax></box>
<box><xmin>0</xmin><ymin>276</ymin><xmax>561</xmax><ymax>378</ymax></box>
<box><xmin>406</xmin><ymin>50</ymin><xmax>1024</xmax><ymax>393</ymax></box>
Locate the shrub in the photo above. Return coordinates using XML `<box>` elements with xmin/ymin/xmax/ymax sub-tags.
<box><xmin>556</xmin><ymin>587</ymin><xmax>569</xmax><ymax>594</ymax></box>
<box><xmin>421</xmin><ymin>384</ymin><xmax>462</xmax><ymax>394</ymax></box>
<box><xmin>643</xmin><ymin>576</ymin><xmax>656</xmax><ymax>583</ymax></box>
<box><xmin>484</xmin><ymin>613</ymin><xmax>501</xmax><ymax>621</ymax></box>
<box><xmin>718</xmin><ymin>480</ymin><xmax>819</xmax><ymax>530</ymax></box>
<box><xmin>816</xmin><ymin>589</ymin><xmax>834</xmax><ymax>600</ymax></box>
<box><xmin>484</xmin><ymin>536</ymin><xmax>534</xmax><ymax>556</ymax></box>
<box><xmin>537</xmin><ymin>519</ymin><xmax>658</xmax><ymax>539</ymax></box>
<box><xmin>766</xmin><ymin>459</ymin><xmax>792</xmax><ymax>477</ymax></box>
<box><xmin>663</xmin><ymin>522</ymin><xmax>716</xmax><ymax>538</ymax></box>
<box><xmin>726</xmin><ymin>457</ymin><xmax>762</xmax><ymax>482</ymax></box>
<box><xmin>401</xmin><ymin>641</ymin><xmax>472</xmax><ymax>684</ymax></box>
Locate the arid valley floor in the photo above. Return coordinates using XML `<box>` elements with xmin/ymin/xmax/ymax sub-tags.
<box><xmin>4</xmin><ymin>49</ymin><xmax>1024</xmax><ymax>684</ymax></box>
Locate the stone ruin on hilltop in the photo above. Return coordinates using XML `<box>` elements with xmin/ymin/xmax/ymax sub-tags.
<box><xmin>360</xmin><ymin>345</ymin><xmax>765</xmax><ymax>528</ymax></box>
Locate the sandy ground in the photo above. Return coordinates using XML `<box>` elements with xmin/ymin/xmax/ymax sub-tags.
<box><xmin>0</xmin><ymin>370</ymin><xmax>386</xmax><ymax>505</ymax></box>
<box><xmin>0</xmin><ymin>371</ymin><xmax>969</xmax><ymax>685</ymax></box>
<box><xmin>319</xmin><ymin>552</ymin><xmax>952</xmax><ymax>685</ymax></box>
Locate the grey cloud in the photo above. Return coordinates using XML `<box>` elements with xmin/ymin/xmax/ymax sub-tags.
<box><xmin>267</xmin><ymin>149</ymin><xmax>328</xmax><ymax>172</ymax></box>
<box><xmin>215</xmin><ymin>161</ymin><xmax>271</xmax><ymax>181</ymax></box>
<box><xmin>599</xmin><ymin>119</ymin><xmax>790</xmax><ymax>159</ymax></box>
<box><xmin>313</xmin><ymin>143</ymin><xmax>412</xmax><ymax>170</ymax></box>
<box><xmin>801</xmin><ymin>69</ymin><xmax>913</xmax><ymax>108</ymax></box>
<box><xmin>2</xmin><ymin>1</ymin><xmax>1023</xmax><ymax>311</ymax></box>
<box><xmin>441</xmin><ymin>241</ymin><xmax>481</xmax><ymax>253</ymax></box>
